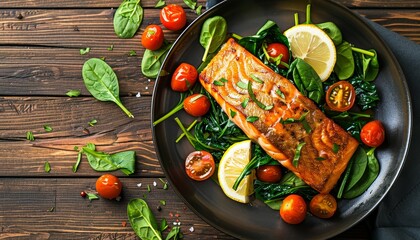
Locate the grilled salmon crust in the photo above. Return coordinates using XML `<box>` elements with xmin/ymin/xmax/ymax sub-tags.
<box><xmin>199</xmin><ymin>38</ymin><xmax>359</xmax><ymax>193</ymax></box>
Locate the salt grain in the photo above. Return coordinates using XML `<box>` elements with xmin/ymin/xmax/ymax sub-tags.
<box><xmin>137</xmin><ymin>183</ymin><xmax>142</xmax><ymax>187</ymax></box>
<box><xmin>153</xmin><ymin>181</ymin><xmax>157</xmax><ymax>187</ymax></box>
<box><xmin>189</xmin><ymin>226</ymin><xmax>195</xmax><ymax>232</ymax></box>
<box><xmin>136</xmin><ymin>92</ymin><xmax>141</xmax><ymax>98</ymax></box>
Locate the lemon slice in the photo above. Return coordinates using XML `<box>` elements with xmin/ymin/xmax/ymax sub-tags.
<box><xmin>284</xmin><ymin>24</ymin><xmax>336</xmax><ymax>81</ymax></box>
<box><xmin>218</xmin><ymin>140</ymin><xmax>254</xmax><ymax>203</ymax></box>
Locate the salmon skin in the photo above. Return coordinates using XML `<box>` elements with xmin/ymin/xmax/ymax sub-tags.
<box><xmin>199</xmin><ymin>38</ymin><xmax>359</xmax><ymax>193</ymax></box>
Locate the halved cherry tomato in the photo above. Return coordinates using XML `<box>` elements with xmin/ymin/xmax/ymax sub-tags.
<box><xmin>360</xmin><ymin>120</ymin><xmax>385</xmax><ymax>147</ymax></box>
<box><xmin>184</xmin><ymin>93</ymin><xmax>211</xmax><ymax>117</ymax></box>
<box><xmin>326</xmin><ymin>81</ymin><xmax>356</xmax><ymax>112</ymax></box>
<box><xmin>171</xmin><ymin>63</ymin><xmax>198</xmax><ymax>92</ymax></box>
<box><xmin>309</xmin><ymin>193</ymin><xmax>337</xmax><ymax>219</ymax></box>
<box><xmin>185</xmin><ymin>150</ymin><xmax>215</xmax><ymax>181</ymax></box>
<box><xmin>160</xmin><ymin>4</ymin><xmax>187</xmax><ymax>31</ymax></box>
<box><xmin>266</xmin><ymin>43</ymin><xmax>290</xmax><ymax>68</ymax></box>
<box><xmin>141</xmin><ymin>24</ymin><xmax>164</xmax><ymax>51</ymax></box>
<box><xmin>256</xmin><ymin>165</ymin><xmax>282</xmax><ymax>183</ymax></box>
<box><xmin>280</xmin><ymin>194</ymin><xmax>307</xmax><ymax>224</ymax></box>
<box><xmin>96</xmin><ymin>174</ymin><xmax>122</xmax><ymax>199</ymax></box>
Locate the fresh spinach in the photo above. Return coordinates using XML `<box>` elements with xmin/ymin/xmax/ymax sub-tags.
<box><xmin>44</xmin><ymin>161</ymin><xmax>51</xmax><ymax>173</ymax></box>
<box><xmin>316</xmin><ymin>22</ymin><xmax>342</xmax><ymax>46</ymax></box>
<box><xmin>165</xmin><ymin>226</ymin><xmax>183</xmax><ymax>240</ymax></box>
<box><xmin>343</xmin><ymin>148</ymin><xmax>379</xmax><ymax>199</ymax></box>
<box><xmin>348</xmin><ymin>76</ymin><xmax>380</xmax><ymax>111</ymax></box>
<box><xmin>155</xmin><ymin>0</ymin><xmax>165</xmax><ymax>8</ymax></box>
<box><xmin>82</xmin><ymin>143</ymin><xmax>136</xmax><ymax>175</ymax></box>
<box><xmin>183</xmin><ymin>0</ymin><xmax>197</xmax><ymax>10</ymax></box>
<box><xmin>199</xmin><ymin>16</ymin><xmax>227</xmax><ymax>61</ymax></box>
<box><xmin>287</xmin><ymin>58</ymin><xmax>324</xmax><ymax>104</ymax></box>
<box><xmin>343</xmin><ymin>147</ymin><xmax>368</xmax><ymax>191</ymax></box>
<box><xmin>113</xmin><ymin>0</ymin><xmax>143</xmax><ymax>39</ymax></box>
<box><xmin>66</xmin><ymin>89</ymin><xmax>81</xmax><ymax>97</ymax></box>
<box><xmin>141</xmin><ymin>43</ymin><xmax>172</xmax><ymax>78</ymax></box>
<box><xmin>82</xmin><ymin>58</ymin><xmax>134</xmax><ymax>118</ymax></box>
<box><xmin>334</xmin><ymin>41</ymin><xmax>355</xmax><ymax>80</ymax></box>
<box><xmin>127</xmin><ymin>198</ymin><xmax>162</xmax><ymax>240</ymax></box>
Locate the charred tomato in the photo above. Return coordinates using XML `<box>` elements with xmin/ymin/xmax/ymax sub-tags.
<box><xmin>185</xmin><ymin>151</ymin><xmax>215</xmax><ymax>181</ymax></box>
<box><xmin>309</xmin><ymin>193</ymin><xmax>337</xmax><ymax>219</ymax></box>
<box><xmin>326</xmin><ymin>81</ymin><xmax>356</xmax><ymax>112</ymax></box>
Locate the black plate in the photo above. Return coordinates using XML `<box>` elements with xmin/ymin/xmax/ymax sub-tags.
<box><xmin>151</xmin><ymin>0</ymin><xmax>412</xmax><ymax>239</ymax></box>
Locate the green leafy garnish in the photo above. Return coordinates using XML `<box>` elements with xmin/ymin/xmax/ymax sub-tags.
<box><xmin>26</xmin><ymin>131</ymin><xmax>35</xmax><ymax>141</ymax></box>
<box><xmin>292</xmin><ymin>142</ymin><xmax>306</xmax><ymax>167</ymax></box>
<box><xmin>43</xmin><ymin>125</ymin><xmax>53</xmax><ymax>132</ymax></box>
<box><xmin>66</xmin><ymin>90</ymin><xmax>81</xmax><ymax>97</ymax></box>
<box><xmin>80</xmin><ymin>47</ymin><xmax>90</xmax><ymax>55</ymax></box>
<box><xmin>44</xmin><ymin>161</ymin><xmax>51</xmax><ymax>173</ymax></box>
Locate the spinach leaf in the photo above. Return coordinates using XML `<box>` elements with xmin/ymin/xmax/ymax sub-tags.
<box><xmin>316</xmin><ymin>22</ymin><xmax>342</xmax><ymax>46</ymax></box>
<box><xmin>344</xmin><ymin>147</ymin><xmax>368</xmax><ymax>191</ymax></box>
<box><xmin>362</xmin><ymin>50</ymin><xmax>379</xmax><ymax>81</ymax></box>
<box><xmin>82</xmin><ymin>143</ymin><xmax>136</xmax><ymax>175</ymax></box>
<box><xmin>82</xmin><ymin>58</ymin><xmax>134</xmax><ymax>118</ymax></box>
<box><xmin>165</xmin><ymin>226</ymin><xmax>183</xmax><ymax>240</ymax></box>
<box><xmin>141</xmin><ymin>43</ymin><xmax>172</xmax><ymax>78</ymax></box>
<box><xmin>334</xmin><ymin>41</ymin><xmax>355</xmax><ymax>80</ymax></box>
<box><xmin>66</xmin><ymin>89</ymin><xmax>81</xmax><ymax>97</ymax></box>
<box><xmin>113</xmin><ymin>0</ymin><xmax>143</xmax><ymax>39</ymax></box>
<box><xmin>127</xmin><ymin>198</ymin><xmax>162</xmax><ymax>240</ymax></box>
<box><xmin>287</xmin><ymin>58</ymin><xmax>324</xmax><ymax>104</ymax></box>
<box><xmin>199</xmin><ymin>16</ymin><xmax>227</xmax><ymax>61</ymax></box>
<box><xmin>343</xmin><ymin>148</ymin><xmax>379</xmax><ymax>199</ymax></box>
<box><xmin>348</xmin><ymin>76</ymin><xmax>380</xmax><ymax>111</ymax></box>
<box><xmin>183</xmin><ymin>0</ymin><xmax>197</xmax><ymax>10</ymax></box>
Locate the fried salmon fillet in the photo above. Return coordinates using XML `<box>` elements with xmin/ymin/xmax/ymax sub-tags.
<box><xmin>199</xmin><ymin>38</ymin><xmax>359</xmax><ymax>193</ymax></box>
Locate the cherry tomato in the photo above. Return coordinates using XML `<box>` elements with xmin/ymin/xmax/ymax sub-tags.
<box><xmin>171</xmin><ymin>63</ymin><xmax>198</xmax><ymax>92</ymax></box>
<box><xmin>256</xmin><ymin>165</ymin><xmax>282</xmax><ymax>183</ymax></box>
<box><xmin>141</xmin><ymin>24</ymin><xmax>164</xmax><ymax>51</ymax></box>
<box><xmin>160</xmin><ymin>4</ymin><xmax>187</xmax><ymax>31</ymax></box>
<box><xmin>360</xmin><ymin>120</ymin><xmax>385</xmax><ymax>147</ymax></box>
<box><xmin>280</xmin><ymin>194</ymin><xmax>307</xmax><ymax>224</ymax></box>
<box><xmin>326</xmin><ymin>81</ymin><xmax>356</xmax><ymax>112</ymax></box>
<box><xmin>309</xmin><ymin>193</ymin><xmax>337</xmax><ymax>219</ymax></box>
<box><xmin>185</xmin><ymin>151</ymin><xmax>216</xmax><ymax>181</ymax></box>
<box><xmin>267</xmin><ymin>43</ymin><xmax>290</xmax><ymax>68</ymax></box>
<box><xmin>183</xmin><ymin>94</ymin><xmax>211</xmax><ymax>117</ymax></box>
<box><xmin>96</xmin><ymin>174</ymin><xmax>122</xmax><ymax>199</ymax></box>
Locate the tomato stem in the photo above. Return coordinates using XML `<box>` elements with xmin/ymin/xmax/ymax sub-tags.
<box><xmin>351</xmin><ymin>47</ymin><xmax>375</xmax><ymax>57</ymax></box>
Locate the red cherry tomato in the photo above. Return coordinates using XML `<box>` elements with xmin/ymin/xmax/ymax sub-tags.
<box><xmin>326</xmin><ymin>81</ymin><xmax>356</xmax><ymax>112</ymax></box>
<box><xmin>309</xmin><ymin>193</ymin><xmax>337</xmax><ymax>219</ymax></box>
<box><xmin>171</xmin><ymin>63</ymin><xmax>198</xmax><ymax>92</ymax></box>
<box><xmin>96</xmin><ymin>174</ymin><xmax>122</xmax><ymax>199</ymax></box>
<box><xmin>280</xmin><ymin>194</ymin><xmax>307</xmax><ymax>224</ymax></box>
<box><xmin>360</xmin><ymin>120</ymin><xmax>385</xmax><ymax>147</ymax></box>
<box><xmin>185</xmin><ymin>151</ymin><xmax>216</xmax><ymax>181</ymax></box>
<box><xmin>160</xmin><ymin>4</ymin><xmax>187</xmax><ymax>31</ymax></box>
<box><xmin>141</xmin><ymin>24</ymin><xmax>164</xmax><ymax>51</ymax></box>
<box><xmin>183</xmin><ymin>94</ymin><xmax>211</xmax><ymax>117</ymax></box>
<box><xmin>256</xmin><ymin>165</ymin><xmax>282</xmax><ymax>183</ymax></box>
<box><xmin>267</xmin><ymin>43</ymin><xmax>290</xmax><ymax>68</ymax></box>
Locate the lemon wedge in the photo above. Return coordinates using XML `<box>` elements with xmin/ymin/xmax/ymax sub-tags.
<box><xmin>284</xmin><ymin>24</ymin><xmax>336</xmax><ymax>81</ymax></box>
<box><xmin>218</xmin><ymin>140</ymin><xmax>254</xmax><ymax>203</ymax></box>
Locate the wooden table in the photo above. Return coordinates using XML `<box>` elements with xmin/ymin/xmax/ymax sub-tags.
<box><xmin>0</xmin><ymin>0</ymin><xmax>419</xmax><ymax>239</ymax></box>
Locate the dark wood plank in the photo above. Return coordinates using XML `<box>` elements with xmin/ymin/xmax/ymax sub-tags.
<box><xmin>0</xmin><ymin>0</ymin><xmax>419</xmax><ymax>8</ymax></box>
<box><xmin>0</xmin><ymin>96</ymin><xmax>166</xmax><ymax>177</ymax></box>
<box><xmin>0</xmin><ymin>178</ymin><xmax>234</xmax><ymax>240</ymax></box>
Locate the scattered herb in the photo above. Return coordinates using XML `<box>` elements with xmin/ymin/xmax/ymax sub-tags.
<box><xmin>81</xmin><ymin>143</ymin><xmax>136</xmax><ymax>175</ymax></box>
<box><xmin>26</xmin><ymin>131</ymin><xmax>35</xmax><ymax>141</ymax></box>
<box><xmin>199</xmin><ymin>16</ymin><xmax>228</xmax><ymax>61</ymax></box>
<box><xmin>127</xmin><ymin>198</ymin><xmax>162</xmax><ymax>240</ymax></box>
<box><xmin>80</xmin><ymin>47</ymin><xmax>90</xmax><ymax>55</ymax></box>
<box><xmin>129</xmin><ymin>50</ymin><xmax>137</xmax><ymax>56</ymax></box>
<box><xmin>166</xmin><ymin>226</ymin><xmax>183</xmax><ymax>240</ymax></box>
<box><xmin>159</xmin><ymin>200</ymin><xmax>166</xmax><ymax>206</ymax></box>
<box><xmin>230</xmin><ymin>109</ymin><xmax>237</xmax><ymax>118</ymax></box>
<box><xmin>43</xmin><ymin>125</ymin><xmax>53</xmax><ymax>132</ymax></box>
<box><xmin>250</xmin><ymin>74</ymin><xmax>264</xmax><ymax>84</ymax></box>
<box><xmin>247</xmin><ymin>80</ymin><xmax>273</xmax><ymax>110</ymax></box>
<box><xmin>196</xmin><ymin>5</ymin><xmax>203</xmax><ymax>15</ymax></box>
<box><xmin>155</xmin><ymin>0</ymin><xmax>165</xmax><ymax>8</ymax></box>
<box><xmin>332</xmin><ymin>143</ymin><xmax>340</xmax><ymax>153</ymax></box>
<box><xmin>113</xmin><ymin>0</ymin><xmax>143</xmax><ymax>39</ymax></box>
<box><xmin>44</xmin><ymin>161</ymin><xmax>51</xmax><ymax>173</ymax></box>
<box><xmin>183</xmin><ymin>0</ymin><xmax>197</xmax><ymax>10</ymax></box>
<box><xmin>66</xmin><ymin>89</ymin><xmax>81</xmax><ymax>97</ymax></box>
<box><xmin>241</xmin><ymin>98</ymin><xmax>249</xmax><ymax>108</ymax></box>
<box><xmin>72</xmin><ymin>150</ymin><xmax>82</xmax><ymax>173</ymax></box>
<box><xmin>160</xmin><ymin>218</ymin><xmax>168</xmax><ymax>232</ymax></box>
<box><xmin>47</xmin><ymin>207</ymin><xmax>55</xmax><ymax>212</ymax></box>
<box><xmin>147</xmin><ymin>184</ymin><xmax>151</xmax><ymax>192</ymax></box>
<box><xmin>88</xmin><ymin>119</ymin><xmax>98</xmax><ymax>126</ymax></box>
<box><xmin>292</xmin><ymin>142</ymin><xmax>306</xmax><ymax>167</ymax></box>
<box><xmin>82</xmin><ymin>58</ymin><xmax>134</xmax><ymax>118</ymax></box>
<box><xmin>236</xmin><ymin>81</ymin><xmax>247</xmax><ymax>90</ymax></box>
<box><xmin>246</xmin><ymin>116</ymin><xmax>259</xmax><ymax>123</ymax></box>
<box><xmin>159</xmin><ymin>178</ymin><xmax>169</xmax><ymax>190</ymax></box>
<box><xmin>213</xmin><ymin>80</ymin><xmax>225</xmax><ymax>86</ymax></box>
<box><xmin>87</xmin><ymin>193</ymin><xmax>100</xmax><ymax>201</ymax></box>
<box><xmin>107</xmin><ymin>44</ymin><xmax>114</xmax><ymax>51</ymax></box>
